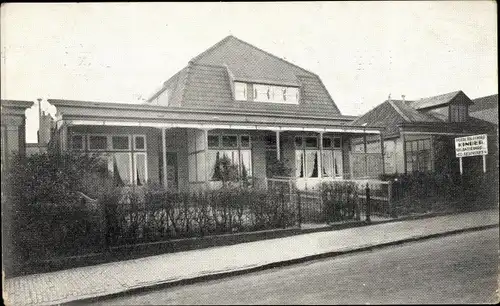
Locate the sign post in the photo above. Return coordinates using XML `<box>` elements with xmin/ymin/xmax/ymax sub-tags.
<box><xmin>454</xmin><ymin>134</ymin><xmax>488</xmax><ymax>174</ymax></box>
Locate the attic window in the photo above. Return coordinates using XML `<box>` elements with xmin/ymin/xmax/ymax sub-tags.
<box><xmin>253</xmin><ymin>84</ymin><xmax>299</xmax><ymax>104</ymax></box>
<box><xmin>233</xmin><ymin>81</ymin><xmax>299</xmax><ymax>104</ymax></box>
<box><xmin>450</xmin><ymin>104</ymin><xmax>467</xmax><ymax>122</ymax></box>
<box><xmin>234</xmin><ymin>82</ymin><xmax>247</xmax><ymax>100</ymax></box>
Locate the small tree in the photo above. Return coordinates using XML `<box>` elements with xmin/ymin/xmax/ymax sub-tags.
<box><xmin>219</xmin><ymin>154</ymin><xmax>239</xmax><ymax>187</ymax></box>
<box><xmin>267</xmin><ymin>158</ymin><xmax>292</xmax><ymax>178</ymax></box>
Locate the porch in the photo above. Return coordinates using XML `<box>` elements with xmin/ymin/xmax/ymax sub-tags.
<box><xmin>62</xmin><ymin>122</ymin><xmax>385</xmax><ymax>192</ymax></box>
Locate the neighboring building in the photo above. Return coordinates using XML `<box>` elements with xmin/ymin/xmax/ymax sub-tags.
<box><xmin>26</xmin><ymin>111</ymin><xmax>56</xmax><ymax>156</ymax></box>
<box><xmin>352</xmin><ymin>91</ymin><xmax>497</xmax><ymax>176</ymax></box>
<box><xmin>49</xmin><ymin>35</ymin><xmax>384</xmax><ymax>191</ymax></box>
<box><xmin>1</xmin><ymin>99</ymin><xmax>34</xmax><ymax>172</ymax></box>
<box><xmin>469</xmin><ymin>94</ymin><xmax>498</xmax><ymax>125</ymax></box>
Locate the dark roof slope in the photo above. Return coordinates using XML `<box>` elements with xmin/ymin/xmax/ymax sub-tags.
<box><xmin>351</xmin><ymin>100</ymin><xmax>406</xmax><ymax>136</ymax></box>
<box><xmin>146</xmin><ymin>35</ymin><xmax>343</xmax><ymax>118</ymax></box>
<box><xmin>470</xmin><ymin>94</ymin><xmax>498</xmax><ymax>112</ymax></box>
<box><xmin>410</xmin><ymin>90</ymin><xmax>470</xmax><ymax>110</ymax></box>
<box><xmin>390</xmin><ymin>100</ymin><xmax>441</xmax><ymax>122</ymax></box>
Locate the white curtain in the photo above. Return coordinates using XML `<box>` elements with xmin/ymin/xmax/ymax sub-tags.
<box><xmin>295</xmin><ymin>150</ymin><xmax>304</xmax><ymax>177</ymax></box>
<box><xmin>333</xmin><ymin>150</ymin><xmax>342</xmax><ymax>177</ymax></box>
<box><xmin>134</xmin><ymin>153</ymin><xmax>147</xmax><ymax>186</ymax></box>
<box><xmin>113</xmin><ymin>153</ymin><xmax>131</xmax><ymax>185</ymax></box>
<box><xmin>322</xmin><ymin>151</ymin><xmax>334</xmax><ymax>177</ymax></box>
<box><xmin>306</xmin><ymin>151</ymin><xmax>318</xmax><ymax>178</ymax></box>
<box><xmin>207</xmin><ymin>151</ymin><xmax>217</xmax><ymax>180</ymax></box>
<box><xmin>240</xmin><ymin>150</ymin><xmax>252</xmax><ymax>177</ymax></box>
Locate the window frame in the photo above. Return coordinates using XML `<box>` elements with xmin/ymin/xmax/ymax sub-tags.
<box><xmin>71</xmin><ymin>134</ymin><xmax>86</xmax><ymax>151</ymax></box>
<box><xmin>221</xmin><ymin>134</ymin><xmax>239</xmax><ymax>149</ymax></box>
<box><xmin>208</xmin><ymin>134</ymin><xmax>221</xmax><ymax>149</ymax></box>
<box><xmin>234</xmin><ymin>82</ymin><xmax>247</xmax><ymax>101</ymax></box>
<box><xmin>111</xmin><ymin>135</ymin><xmax>131</xmax><ymax>151</ymax></box>
<box><xmin>133</xmin><ymin>134</ymin><xmax>147</xmax><ymax>151</ymax></box>
<box><xmin>251</xmin><ymin>83</ymin><xmax>300</xmax><ymax>105</ymax></box>
<box><xmin>239</xmin><ymin>135</ymin><xmax>251</xmax><ymax>148</ymax></box>
<box><xmin>87</xmin><ymin>134</ymin><xmax>109</xmax><ymax>151</ymax></box>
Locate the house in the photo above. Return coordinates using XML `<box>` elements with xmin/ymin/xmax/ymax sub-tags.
<box><xmin>352</xmin><ymin>91</ymin><xmax>497</xmax><ymax>176</ymax></box>
<box><xmin>48</xmin><ymin>35</ymin><xmax>384</xmax><ymax>192</ymax></box>
<box><xmin>1</xmin><ymin>99</ymin><xmax>34</xmax><ymax>172</ymax></box>
<box><xmin>469</xmin><ymin>94</ymin><xmax>498</xmax><ymax>125</ymax></box>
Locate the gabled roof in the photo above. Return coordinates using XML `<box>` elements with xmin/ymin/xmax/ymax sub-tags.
<box><xmin>410</xmin><ymin>90</ymin><xmax>471</xmax><ymax>110</ymax></box>
<box><xmin>470</xmin><ymin>94</ymin><xmax>498</xmax><ymax>112</ymax></box>
<box><xmin>146</xmin><ymin>35</ymin><xmax>343</xmax><ymax>118</ymax></box>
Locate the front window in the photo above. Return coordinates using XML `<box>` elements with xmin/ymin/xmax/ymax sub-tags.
<box><xmin>82</xmin><ymin>134</ymin><xmax>147</xmax><ymax>186</ymax></box>
<box><xmin>208</xmin><ymin>133</ymin><xmax>252</xmax><ymax>181</ymax></box>
<box><xmin>295</xmin><ymin>135</ymin><xmax>343</xmax><ymax>178</ymax></box>
<box><xmin>405</xmin><ymin>138</ymin><xmax>432</xmax><ymax>173</ymax></box>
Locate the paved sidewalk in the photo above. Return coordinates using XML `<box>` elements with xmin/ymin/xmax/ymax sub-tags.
<box><xmin>3</xmin><ymin>209</ymin><xmax>499</xmax><ymax>306</ymax></box>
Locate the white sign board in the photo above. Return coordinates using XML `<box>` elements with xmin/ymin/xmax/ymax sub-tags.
<box><xmin>455</xmin><ymin>134</ymin><xmax>488</xmax><ymax>158</ymax></box>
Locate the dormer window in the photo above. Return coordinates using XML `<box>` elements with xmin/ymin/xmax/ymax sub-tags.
<box><xmin>234</xmin><ymin>82</ymin><xmax>247</xmax><ymax>100</ymax></box>
<box><xmin>235</xmin><ymin>82</ymin><xmax>299</xmax><ymax>104</ymax></box>
<box><xmin>450</xmin><ymin>104</ymin><xmax>467</xmax><ymax>122</ymax></box>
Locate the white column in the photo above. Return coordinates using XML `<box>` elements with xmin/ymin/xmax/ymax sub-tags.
<box><xmin>380</xmin><ymin>133</ymin><xmax>385</xmax><ymax>175</ymax></box>
<box><xmin>204</xmin><ymin>129</ymin><xmax>209</xmax><ymax>187</ymax></box>
<box><xmin>319</xmin><ymin>132</ymin><xmax>323</xmax><ymax>179</ymax></box>
<box><xmin>483</xmin><ymin>155</ymin><xmax>487</xmax><ymax>173</ymax></box>
<box><xmin>162</xmin><ymin>128</ymin><xmax>168</xmax><ymax>188</ymax></box>
<box><xmin>275</xmin><ymin>130</ymin><xmax>281</xmax><ymax>161</ymax></box>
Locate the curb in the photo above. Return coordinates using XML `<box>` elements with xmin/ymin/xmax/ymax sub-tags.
<box><xmin>66</xmin><ymin>223</ymin><xmax>499</xmax><ymax>305</ymax></box>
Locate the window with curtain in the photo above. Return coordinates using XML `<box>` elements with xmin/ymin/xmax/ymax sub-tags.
<box><xmin>305</xmin><ymin>151</ymin><xmax>319</xmax><ymax>178</ymax></box>
<box><xmin>84</xmin><ymin>134</ymin><xmax>147</xmax><ymax>186</ymax></box>
<box><xmin>134</xmin><ymin>153</ymin><xmax>147</xmax><ymax>186</ymax></box>
<box><xmin>296</xmin><ymin>135</ymin><xmax>343</xmax><ymax>178</ymax></box>
<box><xmin>207</xmin><ymin>133</ymin><xmax>252</xmax><ymax>181</ymax></box>
<box><xmin>113</xmin><ymin>153</ymin><xmax>132</xmax><ymax>186</ymax></box>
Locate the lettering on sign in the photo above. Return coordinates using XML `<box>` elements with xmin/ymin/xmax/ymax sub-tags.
<box><xmin>454</xmin><ymin>134</ymin><xmax>488</xmax><ymax>158</ymax></box>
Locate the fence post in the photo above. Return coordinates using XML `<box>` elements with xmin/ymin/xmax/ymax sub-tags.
<box><xmin>297</xmin><ymin>190</ymin><xmax>302</xmax><ymax>228</ymax></box>
<box><xmin>388</xmin><ymin>180</ymin><xmax>396</xmax><ymax>218</ymax></box>
<box><xmin>365</xmin><ymin>183</ymin><xmax>371</xmax><ymax>222</ymax></box>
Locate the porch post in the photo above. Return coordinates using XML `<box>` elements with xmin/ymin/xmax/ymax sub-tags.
<box><xmin>402</xmin><ymin>130</ymin><xmax>407</xmax><ymax>174</ymax></box>
<box><xmin>275</xmin><ymin>130</ymin><xmax>281</xmax><ymax>161</ymax></box>
<box><xmin>162</xmin><ymin>127</ymin><xmax>168</xmax><ymax>189</ymax></box>
<box><xmin>319</xmin><ymin>132</ymin><xmax>323</xmax><ymax>179</ymax></box>
<box><xmin>204</xmin><ymin>129</ymin><xmax>209</xmax><ymax>187</ymax></box>
<box><xmin>363</xmin><ymin>133</ymin><xmax>368</xmax><ymax>177</ymax></box>
<box><xmin>380</xmin><ymin>133</ymin><xmax>385</xmax><ymax>175</ymax></box>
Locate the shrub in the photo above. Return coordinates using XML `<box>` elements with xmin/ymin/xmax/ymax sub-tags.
<box><xmin>2</xmin><ymin>152</ymin><xmax>115</xmax><ymax>275</ymax></box>
<box><xmin>321</xmin><ymin>181</ymin><xmax>359</xmax><ymax>222</ymax></box>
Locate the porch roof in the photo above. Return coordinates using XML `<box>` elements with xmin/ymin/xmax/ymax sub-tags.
<box><xmin>49</xmin><ymin>98</ymin><xmax>382</xmax><ymax>135</ymax></box>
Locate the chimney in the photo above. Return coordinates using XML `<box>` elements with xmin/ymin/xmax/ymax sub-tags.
<box><xmin>402</xmin><ymin>95</ymin><xmax>406</xmax><ymax>102</ymax></box>
<box><xmin>388</xmin><ymin>93</ymin><xmax>391</xmax><ymax>102</ymax></box>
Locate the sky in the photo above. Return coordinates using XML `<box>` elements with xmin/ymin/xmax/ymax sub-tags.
<box><xmin>1</xmin><ymin>2</ymin><xmax>497</xmax><ymax>143</ymax></box>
